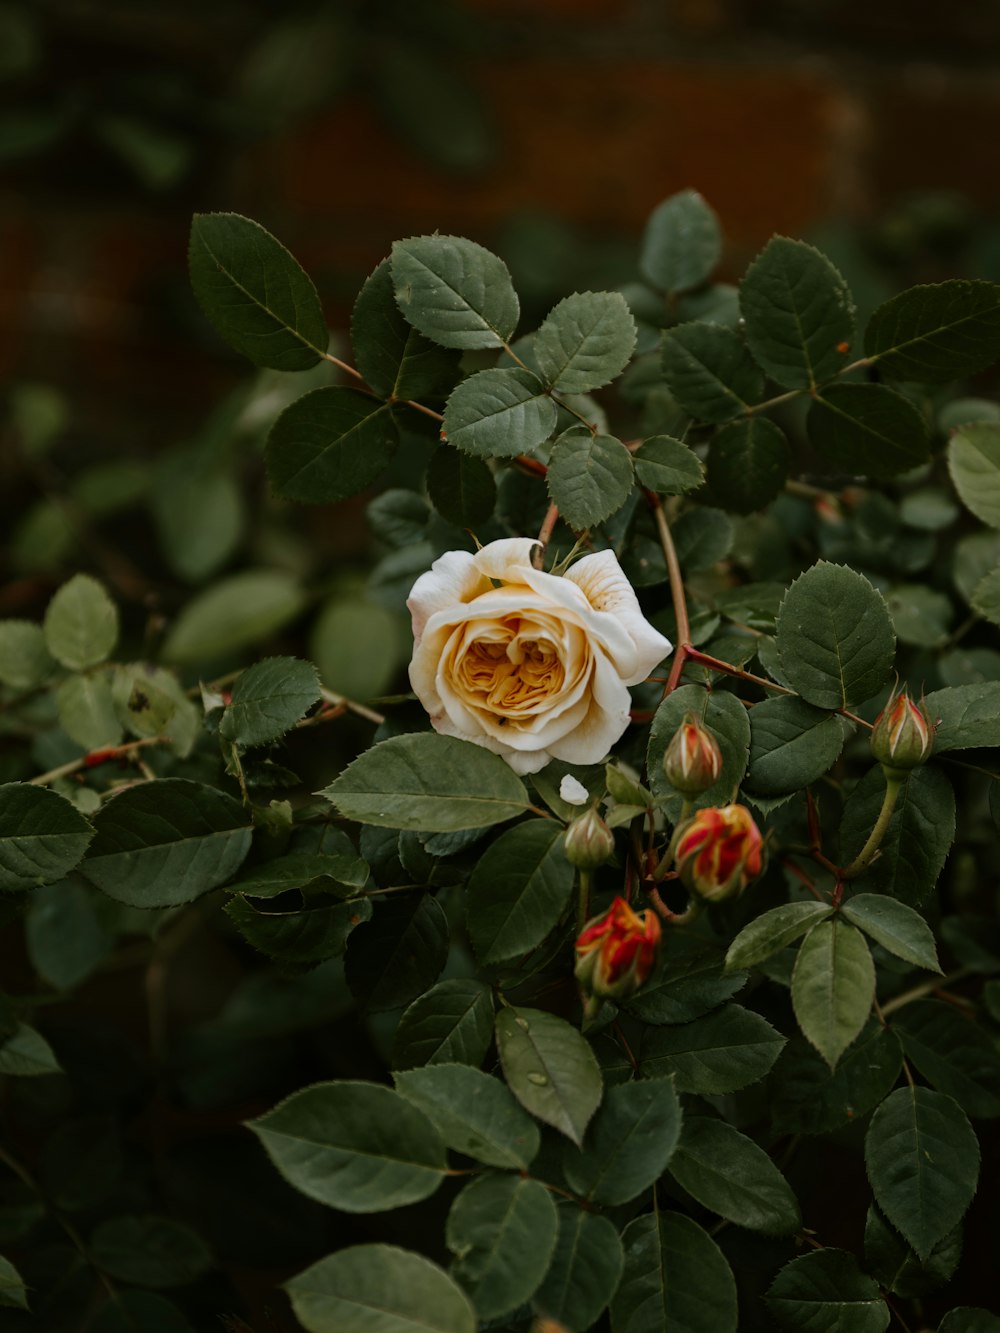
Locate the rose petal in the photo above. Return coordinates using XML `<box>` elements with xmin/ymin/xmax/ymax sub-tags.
<box><xmin>559</xmin><ymin>774</ymin><xmax>590</xmax><ymax>806</ymax></box>
<box><xmin>472</xmin><ymin>537</ymin><xmax>540</xmax><ymax>582</ymax></box>
<box><xmin>565</xmin><ymin>550</ymin><xmax>673</xmax><ymax>683</ymax></box>
<box><xmin>407</xmin><ymin>550</ymin><xmax>490</xmax><ymax>643</ymax></box>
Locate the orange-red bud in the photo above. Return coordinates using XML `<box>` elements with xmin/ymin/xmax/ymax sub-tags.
<box><xmin>563</xmin><ymin>808</ymin><xmax>615</xmax><ymax>871</ymax></box>
<box><xmin>673</xmin><ymin>804</ymin><xmax>763</xmax><ymax>903</ymax></box>
<box><xmin>662</xmin><ymin>714</ymin><xmax>723</xmax><ymax>796</ymax></box>
<box><xmin>574</xmin><ymin>896</ymin><xmax>661</xmax><ymax>1001</ymax></box>
<box><xmin>870</xmin><ymin>691</ymin><xmax>934</xmax><ymax>777</ymax></box>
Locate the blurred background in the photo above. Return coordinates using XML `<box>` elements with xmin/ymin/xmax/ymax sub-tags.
<box><xmin>5</xmin><ymin>0</ymin><xmax>1000</xmax><ymax>429</ymax></box>
<box><xmin>3</xmin><ymin>4</ymin><xmax>1000</xmax><ymax>1327</ymax></box>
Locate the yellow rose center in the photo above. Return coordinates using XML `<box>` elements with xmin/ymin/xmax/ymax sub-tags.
<box><xmin>454</xmin><ymin>620</ymin><xmax>570</xmax><ymax>719</ymax></box>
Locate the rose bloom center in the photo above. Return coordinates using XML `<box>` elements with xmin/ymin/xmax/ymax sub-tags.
<box><xmin>446</xmin><ymin>613</ymin><xmax>587</xmax><ymax>725</ymax></box>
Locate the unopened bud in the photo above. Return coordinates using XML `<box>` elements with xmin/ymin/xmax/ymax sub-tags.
<box><xmin>574</xmin><ymin>896</ymin><xmax>661</xmax><ymax>1001</ymax></box>
<box><xmin>673</xmin><ymin>803</ymin><xmax>763</xmax><ymax>903</ymax></box>
<box><xmin>870</xmin><ymin>692</ymin><xmax>934</xmax><ymax>778</ymax></box>
<box><xmin>662</xmin><ymin>714</ymin><xmax>723</xmax><ymax>796</ymax></box>
<box><xmin>563</xmin><ymin>808</ymin><xmax>615</xmax><ymax>870</ymax></box>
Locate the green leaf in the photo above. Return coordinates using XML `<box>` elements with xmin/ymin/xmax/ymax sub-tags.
<box><xmin>632</xmin><ymin>435</ymin><xmax>705</xmax><ymax>495</ymax></box>
<box><xmin>547</xmin><ymin>429</ymin><xmax>634</xmax><ymax>529</ymax></box>
<box><xmin>808</xmin><ymin>383</ymin><xmax>930</xmax><ymax>478</ymax></box>
<box><xmin>740</xmin><ymin>237</ymin><xmax>855</xmax><ymax>390</ymax></box>
<box><xmin>948</xmin><ymin>422</ymin><xmax>1000</xmax><ymax>528</ymax></box>
<box><xmin>647</xmin><ymin>685</ymin><xmax>751</xmax><ymax>818</ymax></box>
<box><xmin>26</xmin><ymin>878</ymin><xmax>112</xmax><ymax>990</ymax></box>
<box><xmin>426</xmin><ymin>446</ymin><xmax>496</xmax><ymax>527</ymax></box>
<box><xmin>443</xmin><ymin>367</ymin><xmax>557</xmax><ymax>458</ymax></box>
<box><xmin>887</xmin><ymin>584</ymin><xmax>953</xmax><ymax>648</ymax></box>
<box><xmin>611</xmin><ymin>1210</ymin><xmax>738</xmax><ymax>1333</ymax></box>
<box><xmin>706</xmin><ymin>417</ymin><xmax>790</xmax><ymax>513</ymax></box>
<box><xmin>188</xmin><ymin>212</ymin><xmax>327</xmax><ymax>370</ymax></box>
<box><xmin>394</xmin><ymin>1064</ymin><xmax>540</xmax><ymax>1169</ymax></box>
<box><xmin>562</xmin><ymin>1076</ymin><xmax>681</xmax><ymax>1205</ymax></box>
<box><xmin>0</xmin><ymin>784</ymin><xmax>94</xmax><ymax>893</ymax></box>
<box><xmin>466</xmin><ymin>820</ymin><xmax>574</xmax><ymax>966</ymax></box>
<box><xmin>865</xmin><ymin>1086</ymin><xmax>980</xmax><ymax>1260</ymax></box>
<box><xmin>725</xmin><ymin>901</ymin><xmax>834</xmax><ymax>972</ymax></box>
<box><xmin>90</xmin><ymin>1214</ymin><xmax>212</xmax><ymax>1288</ymax></box>
<box><xmin>150</xmin><ymin>452</ymin><xmax>243</xmax><ymax>583</ymax></box>
<box><xmin>0</xmin><ymin>621</ymin><xmax>54</xmax><ymax>689</ymax></box>
<box><xmin>495</xmin><ymin>1006</ymin><xmax>602</xmax><ymax>1146</ymax></box>
<box><xmin>532</xmin><ymin>1206</ymin><xmax>624</xmax><ymax>1333</ymax></box>
<box><xmin>770</xmin><ymin>1020</ymin><xmax>903</xmax><ymax>1136</ymax></box>
<box><xmin>392</xmin><ymin>979</ymin><xmax>494</xmax><ymax>1071</ymax></box>
<box><xmin>310</xmin><ymin>595</ymin><xmax>402</xmax><ymax>701</ymax></box>
<box><xmin>745</xmin><ymin>695</ymin><xmax>847</xmax><ymax>797</ymax></box>
<box><xmin>673</xmin><ymin>505</ymin><xmax>734</xmax><ymax>573</ymax></box>
<box><xmin>322</xmin><ymin>733</ymin><xmax>530</xmax><ymax>831</ymax></box>
<box><xmin>534</xmin><ymin>291</ymin><xmax>637</xmax><ymax>392</ymax></box>
<box><xmin>248</xmin><ymin>1080</ymin><xmax>446</xmax><ymax>1212</ymax></box>
<box><xmin>971</xmin><ymin>566</ymin><xmax>1000</xmax><ymax>626</ymax></box>
<box><xmin>639</xmin><ymin>1003</ymin><xmax>785</xmax><ymax>1093</ymax></box>
<box><xmin>865</xmin><ymin>1205</ymin><xmax>961</xmax><ymax>1300</ymax></box>
<box><xmin>893</xmin><ymin>1000</ymin><xmax>1000</xmax><ymax>1119</ymax></box>
<box><xmin>938</xmin><ymin>1310</ymin><xmax>1000</xmax><ymax>1333</ymax></box>
<box><xmin>345</xmin><ymin>894</ymin><xmax>448</xmax><ymax>1012</ymax></box>
<box><xmin>231</xmin><ymin>837</ymin><xmax>368</xmax><ymax>897</ymax></box>
<box><xmin>662</xmin><ymin>322</ymin><xmax>765</xmax><ymax>422</ymax></box>
<box><xmin>161</xmin><ymin>570</ymin><xmax>307</xmax><ymax>664</ymax></box>
<box><xmin>838</xmin><ymin>765</ymin><xmax>955</xmax><ymax>907</ymax></box>
<box><xmin>864</xmin><ymin>280</ymin><xmax>1000</xmax><ymax>382</ymax></box>
<box><xmin>220</xmin><ymin>656</ymin><xmax>320</xmax><ymax>748</ymax></box>
<box><xmin>841</xmin><ymin>894</ymin><xmax>941</xmax><ymax>972</ymax></box>
<box><xmin>286</xmin><ymin>1244</ymin><xmax>476</xmax><ymax>1333</ymax></box>
<box><xmin>640</xmin><ymin>190</ymin><xmax>722</xmax><ymax>293</ymax></box>
<box><xmin>791</xmin><ymin>918</ymin><xmax>874</xmax><ymax>1068</ymax></box>
<box><xmin>43</xmin><ymin>573</ymin><xmax>118</xmax><ymax>670</ymax></box>
<box><xmin>926</xmin><ymin>682</ymin><xmax>1000</xmax><ymax>750</ymax></box>
<box><xmin>351</xmin><ymin>258</ymin><xmax>460</xmax><ymax>401</ymax></box>
<box><xmin>226</xmin><ymin>896</ymin><xmax>370</xmax><ymax>963</ymax></box>
<box><xmin>668</xmin><ymin>1115</ymin><xmax>801</xmax><ymax>1234</ymax></box>
<box><xmin>81</xmin><ymin>779</ymin><xmax>252</xmax><ymax>908</ymax></box>
<box><xmin>766</xmin><ymin>1249</ymin><xmax>889</xmax><ymax>1333</ymax></box>
<box><xmin>55</xmin><ymin>671</ymin><xmax>122</xmax><ymax>751</ymax></box>
<box><xmin>0</xmin><ymin>1023</ymin><xmax>61</xmax><ymax>1077</ymax></box>
<box><xmin>0</xmin><ymin>1255</ymin><xmax>28</xmax><ymax>1310</ymax></box>
<box><xmin>628</xmin><ymin>934</ymin><xmax>746</xmax><ymax>1024</ymax></box>
<box><xmin>446</xmin><ymin>1173</ymin><xmax>558</xmax><ymax>1320</ymax></box>
<box><xmin>113</xmin><ymin>664</ymin><xmax>199</xmax><ymax>757</ymax></box>
<box><xmin>775</xmin><ymin>561</ymin><xmax>895</xmax><ymax>709</ymax></box>
<box><xmin>266</xmin><ymin>386</ymin><xmax>398</xmax><ymax>504</ymax></box>
<box><xmin>392</xmin><ymin>235</ymin><xmax>519</xmax><ymax>349</ymax></box>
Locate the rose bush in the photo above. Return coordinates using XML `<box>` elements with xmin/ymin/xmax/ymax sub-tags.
<box><xmin>407</xmin><ymin>535</ymin><xmax>671</xmax><ymax>773</ymax></box>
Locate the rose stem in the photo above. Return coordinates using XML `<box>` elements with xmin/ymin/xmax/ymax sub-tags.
<box><xmin>533</xmin><ymin>503</ymin><xmax>560</xmax><ymax>568</ymax></box>
<box><xmin>646</xmin><ymin>490</ymin><xmax>690</xmax><ymax>695</ymax></box>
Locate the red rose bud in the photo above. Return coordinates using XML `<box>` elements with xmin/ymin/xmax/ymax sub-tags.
<box><xmin>574</xmin><ymin>896</ymin><xmax>661</xmax><ymax>1000</ymax></box>
<box><xmin>870</xmin><ymin>692</ymin><xmax>934</xmax><ymax>776</ymax></box>
<box><xmin>673</xmin><ymin>804</ymin><xmax>763</xmax><ymax>903</ymax></box>
<box><xmin>662</xmin><ymin>714</ymin><xmax>723</xmax><ymax>796</ymax></box>
<box><xmin>563</xmin><ymin>808</ymin><xmax>615</xmax><ymax>870</ymax></box>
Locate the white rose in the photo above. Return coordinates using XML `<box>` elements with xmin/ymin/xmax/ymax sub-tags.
<box><xmin>407</xmin><ymin>537</ymin><xmax>672</xmax><ymax>775</ymax></box>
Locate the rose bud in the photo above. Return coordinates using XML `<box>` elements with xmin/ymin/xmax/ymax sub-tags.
<box><xmin>673</xmin><ymin>804</ymin><xmax>763</xmax><ymax>903</ymax></box>
<box><xmin>870</xmin><ymin>691</ymin><xmax>935</xmax><ymax>778</ymax></box>
<box><xmin>564</xmin><ymin>808</ymin><xmax>615</xmax><ymax>870</ymax></box>
<box><xmin>574</xmin><ymin>896</ymin><xmax>661</xmax><ymax>1001</ymax></box>
<box><xmin>662</xmin><ymin>713</ymin><xmax>723</xmax><ymax>796</ymax></box>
